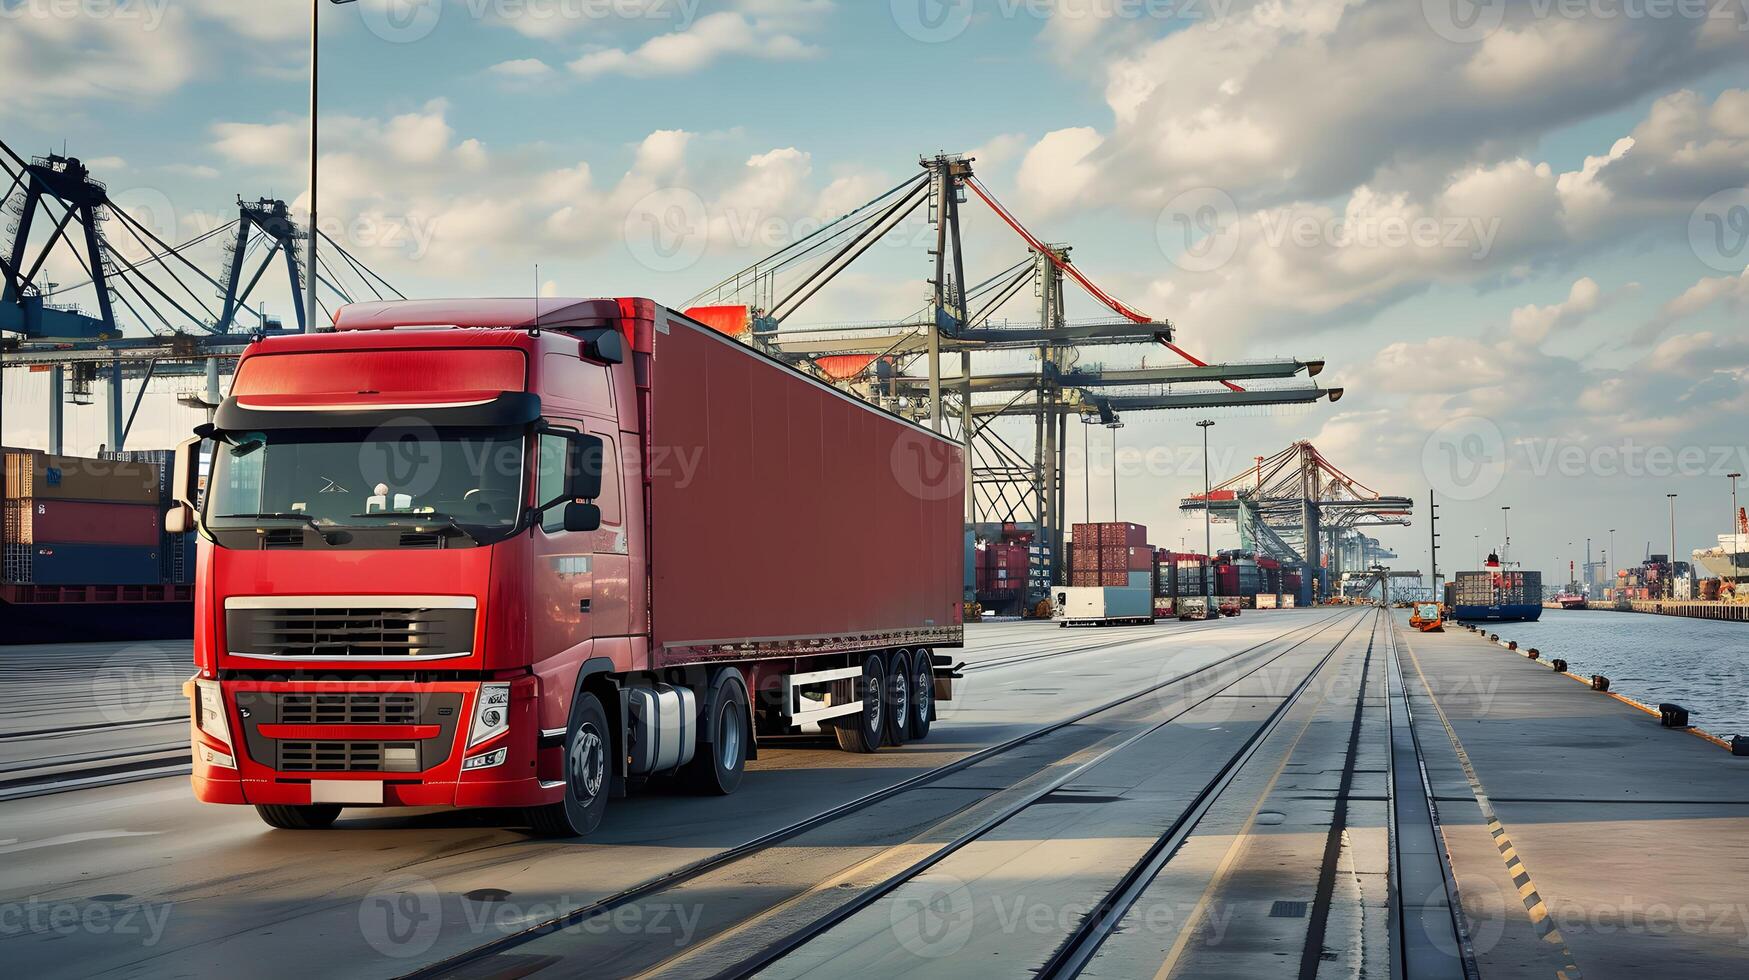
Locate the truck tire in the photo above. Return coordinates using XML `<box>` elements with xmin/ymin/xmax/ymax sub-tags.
<box><xmin>884</xmin><ymin>650</ymin><xmax>912</xmax><ymax>747</ymax></box>
<box><xmin>254</xmin><ymin>804</ymin><xmax>341</xmax><ymax>830</ymax></box>
<box><xmin>683</xmin><ymin>672</ymin><xmax>748</xmax><ymax>796</ymax></box>
<box><xmin>832</xmin><ymin>652</ymin><xmax>885</xmax><ymax>754</ymax></box>
<box><xmin>908</xmin><ymin>649</ymin><xmax>933</xmax><ymax>740</ymax></box>
<box><xmin>526</xmin><ymin>692</ymin><xmax>611</xmax><ymax>837</ymax></box>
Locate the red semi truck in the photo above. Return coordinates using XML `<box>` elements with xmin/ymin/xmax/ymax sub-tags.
<box><xmin>166</xmin><ymin>298</ymin><xmax>964</xmax><ymax>835</ymax></box>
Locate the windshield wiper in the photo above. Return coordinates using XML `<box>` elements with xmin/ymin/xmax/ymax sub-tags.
<box><xmin>213</xmin><ymin>512</ymin><xmax>326</xmax><ymax>530</ymax></box>
<box><xmin>346</xmin><ymin>512</ymin><xmax>480</xmax><ymax>544</ymax></box>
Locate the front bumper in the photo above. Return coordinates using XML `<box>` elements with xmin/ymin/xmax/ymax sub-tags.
<box><xmin>188</xmin><ymin>676</ymin><xmax>563</xmax><ymax>809</ymax></box>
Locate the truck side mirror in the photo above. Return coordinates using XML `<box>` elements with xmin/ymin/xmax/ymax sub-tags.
<box><xmin>580</xmin><ymin>329</ymin><xmax>625</xmax><ymax>365</ymax></box>
<box><xmin>564</xmin><ymin>434</ymin><xmax>604</xmax><ymax>501</ymax></box>
<box><xmin>165</xmin><ymin>433</ymin><xmax>202</xmax><ymax>534</ymax></box>
<box><xmin>563</xmin><ymin>502</ymin><xmax>602</xmax><ymax>533</ymax></box>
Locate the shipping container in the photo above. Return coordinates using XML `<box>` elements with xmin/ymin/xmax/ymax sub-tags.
<box><xmin>21</xmin><ymin>543</ymin><xmax>162</xmax><ymax>585</ymax></box>
<box><xmin>4</xmin><ymin>451</ymin><xmax>161</xmax><ymax>504</ymax></box>
<box><xmin>1054</xmin><ymin>583</ymin><xmax>1153</xmax><ymax>624</ymax></box>
<box><xmin>3</xmin><ymin>499</ymin><xmax>161</xmax><ymax>546</ymax></box>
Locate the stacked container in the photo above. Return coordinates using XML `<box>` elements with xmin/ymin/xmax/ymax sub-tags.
<box><xmin>4</xmin><ymin>450</ymin><xmax>165</xmax><ymax>586</ymax></box>
<box><xmin>102</xmin><ymin>448</ymin><xmax>193</xmax><ymax>584</ymax></box>
<box><xmin>1069</xmin><ymin>522</ymin><xmax>1151</xmax><ymax>587</ymax></box>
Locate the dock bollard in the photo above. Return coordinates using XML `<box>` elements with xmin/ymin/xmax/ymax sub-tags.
<box><xmin>1489</xmin><ymin>633</ymin><xmax>1499</xmax><ymax>642</ymax></box>
<box><xmin>1508</xmin><ymin>640</ymin><xmax>1518</xmax><ymax>651</ymax></box>
<box><xmin>1551</xmin><ymin>658</ymin><xmax>1566</xmax><ymax>672</ymax></box>
<box><xmin>1733</xmin><ymin>736</ymin><xmax>1749</xmax><ymax>757</ymax></box>
<box><xmin>1591</xmin><ymin>675</ymin><xmax>1610</xmax><ymax>691</ymax></box>
<box><xmin>1659</xmin><ymin>703</ymin><xmax>1691</xmax><ymax>729</ymax></box>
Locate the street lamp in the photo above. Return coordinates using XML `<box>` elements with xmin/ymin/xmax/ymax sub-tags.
<box><xmin>1501</xmin><ymin>505</ymin><xmax>1511</xmax><ymax>564</ymax></box>
<box><xmin>1197</xmin><ymin>420</ymin><xmax>1215</xmax><ymax>614</ymax></box>
<box><xmin>306</xmin><ymin>0</ymin><xmax>360</xmax><ymax>334</ymax></box>
<box><xmin>1667</xmin><ymin>493</ymin><xmax>1679</xmax><ymax>598</ymax></box>
<box><xmin>1729</xmin><ymin>473</ymin><xmax>1742</xmax><ymax>589</ymax></box>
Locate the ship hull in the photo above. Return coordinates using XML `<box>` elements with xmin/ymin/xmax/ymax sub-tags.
<box><xmin>1451</xmin><ymin>603</ymin><xmax>1543</xmax><ymax>623</ymax></box>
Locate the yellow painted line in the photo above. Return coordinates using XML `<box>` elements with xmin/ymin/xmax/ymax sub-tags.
<box><xmin>1399</xmin><ymin>626</ymin><xmax>1584</xmax><ymax>980</ymax></box>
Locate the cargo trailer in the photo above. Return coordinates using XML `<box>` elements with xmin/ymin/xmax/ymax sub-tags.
<box><xmin>1053</xmin><ymin>580</ymin><xmax>1153</xmax><ymax>626</ymax></box>
<box><xmin>169</xmin><ymin>297</ymin><xmax>964</xmax><ymax>836</ymax></box>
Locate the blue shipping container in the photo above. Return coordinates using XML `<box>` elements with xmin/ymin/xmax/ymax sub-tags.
<box><xmin>29</xmin><ymin>543</ymin><xmax>162</xmax><ymax>585</ymax></box>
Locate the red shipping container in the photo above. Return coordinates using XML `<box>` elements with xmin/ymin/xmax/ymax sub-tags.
<box><xmin>4</xmin><ymin>499</ymin><xmax>161</xmax><ymax>546</ymax></box>
<box><xmin>1126</xmin><ymin>546</ymin><xmax>1154</xmax><ymax>571</ymax></box>
<box><xmin>1095</xmin><ymin>522</ymin><xmax>1148</xmax><ymax>547</ymax></box>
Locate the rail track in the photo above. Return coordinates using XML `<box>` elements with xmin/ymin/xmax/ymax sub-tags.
<box><xmin>406</xmin><ymin>608</ymin><xmax>1365</xmax><ymax>979</ymax></box>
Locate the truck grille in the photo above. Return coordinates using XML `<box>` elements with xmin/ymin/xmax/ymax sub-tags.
<box><xmin>226</xmin><ymin>602</ymin><xmax>475</xmax><ymax>659</ymax></box>
<box><xmin>278</xmin><ymin>692</ymin><xmax>420</xmax><ymax>726</ymax></box>
<box><xmin>278</xmin><ymin>740</ymin><xmax>419</xmax><ymax>772</ymax></box>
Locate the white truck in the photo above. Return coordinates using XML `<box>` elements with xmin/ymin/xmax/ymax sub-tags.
<box><xmin>1054</xmin><ymin>585</ymin><xmax>1154</xmax><ymax>627</ymax></box>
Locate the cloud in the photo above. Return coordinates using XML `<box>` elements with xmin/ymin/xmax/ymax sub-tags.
<box><xmin>1016</xmin><ymin>128</ymin><xmax>1102</xmax><ymax>216</ymax></box>
<box><xmin>1634</xmin><ymin>265</ymin><xmax>1749</xmax><ymax>344</ymax></box>
<box><xmin>0</xmin><ymin>8</ymin><xmax>197</xmax><ymax>119</ymax></box>
<box><xmin>211</xmin><ymin>122</ymin><xmax>304</xmax><ymax>167</ymax></box>
<box><xmin>1037</xmin><ymin>1</ymin><xmax>1749</xmax><ymax>210</ymax></box>
<box><xmin>1508</xmin><ymin>277</ymin><xmax>1603</xmax><ymax>345</ymax></box>
<box><xmin>1134</xmin><ymin>88</ymin><xmax>1749</xmax><ymax>357</ymax></box>
<box><xmin>567</xmin><ymin>9</ymin><xmax>823</xmax><ymax>78</ymax></box>
<box><xmin>488</xmin><ymin>58</ymin><xmax>555</xmax><ymax>78</ymax></box>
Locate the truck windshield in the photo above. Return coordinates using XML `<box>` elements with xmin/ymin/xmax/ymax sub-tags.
<box><xmin>206</xmin><ymin>425</ymin><xmax>526</xmax><ymax>543</ymax></box>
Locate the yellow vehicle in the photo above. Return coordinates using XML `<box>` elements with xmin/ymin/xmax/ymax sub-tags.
<box><xmin>1409</xmin><ymin>601</ymin><xmax>1444</xmax><ymax>632</ymax></box>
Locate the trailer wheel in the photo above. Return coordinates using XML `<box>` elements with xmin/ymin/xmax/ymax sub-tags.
<box><xmin>884</xmin><ymin>650</ymin><xmax>912</xmax><ymax>747</ymax></box>
<box><xmin>525</xmin><ymin>692</ymin><xmax>611</xmax><ymax>837</ymax></box>
<box><xmin>683</xmin><ymin>672</ymin><xmax>748</xmax><ymax>796</ymax></box>
<box><xmin>254</xmin><ymin>804</ymin><xmax>341</xmax><ymax>830</ymax></box>
<box><xmin>909</xmin><ymin>650</ymin><xmax>933</xmax><ymax>740</ymax></box>
<box><xmin>832</xmin><ymin>652</ymin><xmax>885</xmax><ymax>753</ymax></box>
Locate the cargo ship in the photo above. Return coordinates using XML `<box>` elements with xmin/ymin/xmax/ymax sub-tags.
<box><xmin>1691</xmin><ymin>508</ymin><xmax>1748</xmax><ymax>592</ymax></box>
<box><xmin>2</xmin><ymin>448</ymin><xmax>194</xmax><ymax>643</ymax></box>
<box><xmin>1445</xmin><ymin>552</ymin><xmax>1542</xmax><ymax>622</ymax></box>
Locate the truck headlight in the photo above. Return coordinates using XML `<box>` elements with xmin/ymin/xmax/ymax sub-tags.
<box><xmin>469</xmin><ymin>683</ymin><xmax>510</xmax><ymax>747</ymax></box>
<box><xmin>193</xmin><ymin>678</ymin><xmax>233</xmax><ymax>752</ymax></box>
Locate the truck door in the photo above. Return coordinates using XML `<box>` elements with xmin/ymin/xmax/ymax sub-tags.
<box><xmin>532</xmin><ymin>421</ymin><xmax>630</xmax><ymax>653</ymax></box>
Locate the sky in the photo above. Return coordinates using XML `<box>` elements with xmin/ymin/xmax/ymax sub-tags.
<box><xmin>1</xmin><ymin>0</ymin><xmax>1747</xmax><ymax>583</ymax></box>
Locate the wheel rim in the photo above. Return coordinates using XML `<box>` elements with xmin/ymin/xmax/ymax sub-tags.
<box><xmin>891</xmin><ymin>659</ymin><xmax>909</xmax><ymax>728</ymax></box>
<box><xmin>865</xmin><ymin>660</ymin><xmax>883</xmax><ymax>733</ymax></box>
<box><xmin>718</xmin><ymin>703</ymin><xmax>743</xmax><ymax>771</ymax></box>
<box><xmin>914</xmin><ymin>660</ymin><xmax>932</xmax><ymax>726</ymax></box>
<box><xmin>571</xmin><ymin>723</ymin><xmax>606</xmax><ymax>801</ymax></box>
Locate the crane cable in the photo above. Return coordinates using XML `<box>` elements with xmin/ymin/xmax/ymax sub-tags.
<box><xmin>962</xmin><ymin>175</ymin><xmax>1244</xmax><ymax>393</ymax></box>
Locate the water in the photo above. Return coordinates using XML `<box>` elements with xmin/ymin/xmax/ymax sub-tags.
<box><xmin>1476</xmin><ymin>609</ymin><xmax>1749</xmax><ymax>740</ymax></box>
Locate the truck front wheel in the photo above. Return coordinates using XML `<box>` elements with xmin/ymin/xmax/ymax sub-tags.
<box><xmin>255</xmin><ymin>804</ymin><xmax>341</xmax><ymax>830</ymax></box>
<box><xmin>683</xmin><ymin>673</ymin><xmax>748</xmax><ymax>796</ymax></box>
<box><xmin>526</xmin><ymin>692</ymin><xmax>611</xmax><ymax>837</ymax></box>
<box><xmin>832</xmin><ymin>653</ymin><xmax>886</xmax><ymax>754</ymax></box>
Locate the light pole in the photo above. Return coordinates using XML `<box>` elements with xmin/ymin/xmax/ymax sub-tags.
<box><xmin>1108</xmin><ymin>420</ymin><xmax>1122</xmax><ymax>520</ymax></box>
<box><xmin>1668</xmin><ymin>493</ymin><xmax>1679</xmax><ymax>597</ymax></box>
<box><xmin>1473</xmin><ymin>534</ymin><xmax>1480</xmax><ymax>568</ymax></box>
<box><xmin>1197</xmin><ymin>420</ymin><xmax>1215</xmax><ymax>614</ymax></box>
<box><xmin>1501</xmin><ymin>505</ymin><xmax>1511</xmax><ymax>564</ymax></box>
<box><xmin>1729</xmin><ymin>473</ymin><xmax>1742</xmax><ymax>587</ymax></box>
<box><xmin>306</xmin><ymin>0</ymin><xmax>359</xmax><ymax>333</ymax></box>
<box><xmin>1609</xmin><ymin>527</ymin><xmax>1617</xmax><ymax>597</ymax></box>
